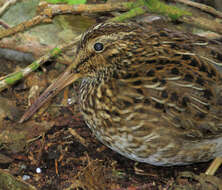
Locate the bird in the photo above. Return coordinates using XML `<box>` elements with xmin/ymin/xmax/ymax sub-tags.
<box><xmin>20</xmin><ymin>21</ymin><xmax>222</xmax><ymax>175</ymax></box>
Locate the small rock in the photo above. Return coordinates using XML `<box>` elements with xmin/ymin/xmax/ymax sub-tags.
<box><xmin>0</xmin><ymin>96</ymin><xmax>21</xmax><ymax>122</ymax></box>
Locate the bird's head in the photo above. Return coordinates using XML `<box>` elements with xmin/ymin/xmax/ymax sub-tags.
<box><xmin>71</xmin><ymin>22</ymin><xmax>142</xmax><ymax>79</ymax></box>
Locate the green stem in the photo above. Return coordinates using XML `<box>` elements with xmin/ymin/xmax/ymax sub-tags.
<box><xmin>0</xmin><ymin>41</ymin><xmax>77</xmax><ymax>92</ymax></box>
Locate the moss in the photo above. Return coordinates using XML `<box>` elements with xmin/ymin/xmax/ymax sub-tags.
<box><xmin>111</xmin><ymin>7</ymin><xmax>146</xmax><ymax>22</ymax></box>
<box><xmin>137</xmin><ymin>0</ymin><xmax>191</xmax><ymax>20</ymax></box>
<box><xmin>0</xmin><ymin>169</ymin><xmax>36</xmax><ymax>190</ymax></box>
<box><xmin>5</xmin><ymin>72</ymin><xmax>23</xmax><ymax>85</ymax></box>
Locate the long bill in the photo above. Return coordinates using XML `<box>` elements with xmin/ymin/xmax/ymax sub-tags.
<box><xmin>19</xmin><ymin>69</ymin><xmax>82</xmax><ymax>123</ymax></box>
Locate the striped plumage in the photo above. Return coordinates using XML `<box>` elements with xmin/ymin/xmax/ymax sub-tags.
<box><xmin>21</xmin><ymin>22</ymin><xmax>222</xmax><ymax>168</ymax></box>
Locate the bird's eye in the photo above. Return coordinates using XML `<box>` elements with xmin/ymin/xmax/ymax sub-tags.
<box><xmin>94</xmin><ymin>42</ymin><xmax>104</xmax><ymax>52</ymax></box>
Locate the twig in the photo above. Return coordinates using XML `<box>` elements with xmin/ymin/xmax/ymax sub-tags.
<box><xmin>0</xmin><ymin>36</ymin><xmax>80</xmax><ymax>92</ymax></box>
<box><xmin>44</xmin><ymin>1</ymin><xmax>133</xmax><ymax>14</ymax></box>
<box><xmin>113</xmin><ymin>183</ymin><xmax>155</xmax><ymax>190</ymax></box>
<box><xmin>0</xmin><ymin>35</ymin><xmax>54</xmax><ymax>58</ymax></box>
<box><xmin>68</xmin><ymin>128</ymin><xmax>88</xmax><ymax>147</ymax></box>
<box><xmin>179</xmin><ymin>15</ymin><xmax>222</xmax><ymax>35</ymax></box>
<box><xmin>0</xmin><ymin>15</ymin><xmax>51</xmax><ymax>40</ymax></box>
<box><xmin>0</xmin><ymin>1</ymin><xmax>133</xmax><ymax>40</ymax></box>
<box><xmin>0</xmin><ymin>19</ymin><xmax>10</xmax><ymax>29</ymax></box>
<box><xmin>173</xmin><ymin>0</ymin><xmax>222</xmax><ymax>19</ymax></box>
<box><xmin>0</xmin><ymin>0</ymin><xmax>18</xmax><ymax>16</ymax></box>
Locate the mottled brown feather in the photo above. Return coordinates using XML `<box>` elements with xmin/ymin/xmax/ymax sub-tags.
<box><xmin>75</xmin><ymin>22</ymin><xmax>222</xmax><ymax>165</ymax></box>
<box><xmin>22</xmin><ymin>22</ymin><xmax>222</xmax><ymax>166</ymax></box>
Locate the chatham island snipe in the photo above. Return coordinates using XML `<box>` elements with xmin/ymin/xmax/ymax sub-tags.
<box><xmin>20</xmin><ymin>21</ymin><xmax>222</xmax><ymax>175</ymax></box>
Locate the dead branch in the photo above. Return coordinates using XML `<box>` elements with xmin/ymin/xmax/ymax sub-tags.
<box><xmin>0</xmin><ymin>1</ymin><xmax>132</xmax><ymax>40</ymax></box>
<box><xmin>180</xmin><ymin>15</ymin><xmax>222</xmax><ymax>35</ymax></box>
<box><xmin>42</xmin><ymin>1</ymin><xmax>132</xmax><ymax>14</ymax></box>
<box><xmin>0</xmin><ymin>15</ymin><xmax>51</xmax><ymax>40</ymax></box>
<box><xmin>0</xmin><ymin>35</ymin><xmax>54</xmax><ymax>58</ymax></box>
<box><xmin>173</xmin><ymin>0</ymin><xmax>222</xmax><ymax>18</ymax></box>
<box><xmin>0</xmin><ymin>0</ymin><xmax>18</xmax><ymax>16</ymax></box>
<box><xmin>0</xmin><ymin>19</ymin><xmax>10</xmax><ymax>29</ymax></box>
